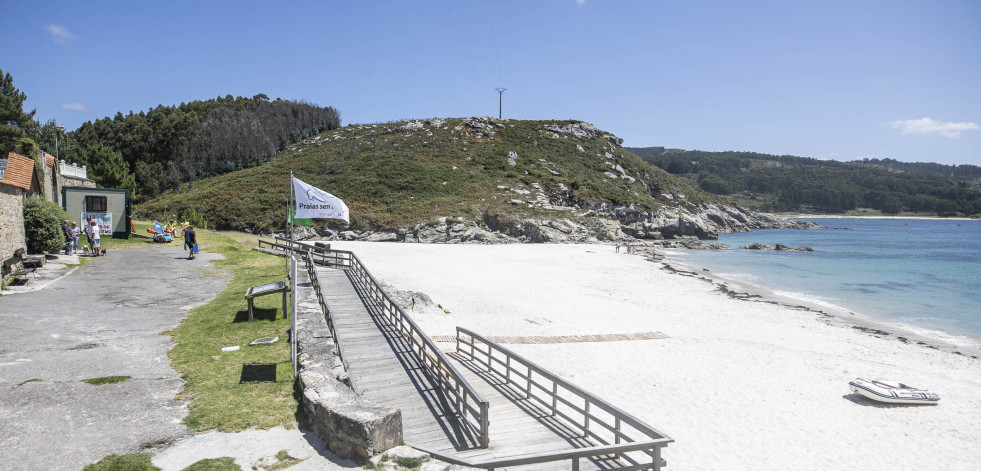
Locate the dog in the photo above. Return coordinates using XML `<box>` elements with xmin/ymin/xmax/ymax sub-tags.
<box><xmin>101</xmin><ymin>249</ymin><xmax>107</xmax><ymax>256</ymax></box>
<box><xmin>80</xmin><ymin>245</ymin><xmax>91</xmax><ymax>255</ymax></box>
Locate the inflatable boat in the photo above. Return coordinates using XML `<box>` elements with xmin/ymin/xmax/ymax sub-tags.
<box><xmin>849</xmin><ymin>378</ymin><xmax>940</xmax><ymax>405</ymax></box>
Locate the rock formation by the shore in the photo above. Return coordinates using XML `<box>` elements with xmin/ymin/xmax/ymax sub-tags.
<box><xmin>740</xmin><ymin>243</ymin><xmax>815</xmax><ymax>252</ymax></box>
<box><xmin>292</xmin><ymin>205</ymin><xmax>817</xmax><ymax>245</ymax></box>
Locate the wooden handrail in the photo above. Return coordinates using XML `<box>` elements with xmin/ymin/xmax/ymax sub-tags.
<box><xmin>284</xmin><ymin>240</ymin><xmax>489</xmax><ymax>448</ymax></box>
<box><xmin>342</xmin><ymin>251</ymin><xmax>490</xmax><ymax>448</ymax></box>
<box><xmin>455</xmin><ymin>327</ymin><xmax>672</xmax><ymax>470</ymax></box>
<box><xmin>302</xmin><ymin>251</ymin><xmax>345</xmax><ymax>367</ymax></box>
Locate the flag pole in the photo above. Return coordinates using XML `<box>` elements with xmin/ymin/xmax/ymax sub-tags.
<box><xmin>289</xmin><ymin>169</ymin><xmax>295</xmax><ymax>254</ymax></box>
<box><xmin>288</xmin><ymin>169</ymin><xmax>296</xmax><ymax>379</ymax></box>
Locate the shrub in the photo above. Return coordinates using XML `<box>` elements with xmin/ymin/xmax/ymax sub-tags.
<box><xmin>181</xmin><ymin>457</ymin><xmax>241</xmax><ymax>471</ymax></box>
<box><xmin>23</xmin><ymin>196</ymin><xmax>70</xmax><ymax>254</ymax></box>
<box><xmin>82</xmin><ymin>453</ymin><xmax>160</xmax><ymax>471</ymax></box>
<box><xmin>181</xmin><ymin>207</ymin><xmax>208</xmax><ymax>229</ymax></box>
<box><xmin>393</xmin><ymin>457</ymin><xmax>425</xmax><ymax>468</ymax></box>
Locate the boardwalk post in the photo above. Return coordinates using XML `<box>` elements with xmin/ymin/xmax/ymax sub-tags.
<box><xmin>552</xmin><ymin>382</ymin><xmax>558</xmax><ymax>414</ymax></box>
<box><xmin>480</xmin><ymin>401</ymin><xmax>490</xmax><ymax>448</ymax></box>
<box><xmin>526</xmin><ymin>367</ymin><xmax>532</xmax><ymax>398</ymax></box>
<box><xmin>572</xmin><ymin>457</ymin><xmax>580</xmax><ymax>471</ymax></box>
<box><xmin>584</xmin><ymin>401</ymin><xmax>591</xmax><ymax>436</ymax></box>
<box><xmin>615</xmin><ymin>417</ymin><xmax>622</xmax><ymax>460</ymax></box>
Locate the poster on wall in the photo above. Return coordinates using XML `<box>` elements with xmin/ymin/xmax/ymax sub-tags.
<box><xmin>82</xmin><ymin>212</ymin><xmax>113</xmax><ymax>235</ymax></box>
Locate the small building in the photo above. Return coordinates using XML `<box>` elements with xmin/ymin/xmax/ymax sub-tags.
<box><xmin>62</xmin><ymin>187</ymin><xmax>131</xmax><ymax>238</ymax></box>
<box><xmin>1</xmin><ymin>152</ymin><xmax>43</xmax><ymax>278</ymax></box>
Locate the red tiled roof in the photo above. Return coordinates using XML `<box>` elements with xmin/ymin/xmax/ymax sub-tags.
<box><xmin>44</xmin><ymin>152</ymin><xmax>55</xmax><ymax>168</ymax></box>
<box><xmin>1</xmin><ymin>152</ymin><xmax>40</xmax><ymax>191</ymax></box>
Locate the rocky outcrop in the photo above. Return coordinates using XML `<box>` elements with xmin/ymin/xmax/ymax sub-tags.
<box><xmin>290</xmin><ymin>203</ymin><xmax>819</xmax><ymax>245</ymax></box>
<box><xmin>740</xmin><ymin>243</ymin><xmax>815</xmax><ymax>252</ymax></box>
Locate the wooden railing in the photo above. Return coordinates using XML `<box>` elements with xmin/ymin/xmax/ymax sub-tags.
<box><xmin>302</xmin><ymin>250</ymin><xmax>344</xmax><ymax>365</ymax></box>
<box><xmin>343</xmin><ymin>251</ymin><xmax>490</xmax><ymax>448</ymax></box>
<box><xmin>258</xmin><ymin>238</ymin><xmax>352</xmax><ymax>267</ymax></box>
<box><xmin>282</xmin><ymin>239</ymin><xmax>489</xmax><ymax>448</ymax></box>
<box><xmin>456</xmin><ymin>327</ymin><xmax>673</xmax><ymax>470</ymax></box>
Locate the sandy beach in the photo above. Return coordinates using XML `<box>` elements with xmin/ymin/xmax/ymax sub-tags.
<box><xmin>324</xmin><ymin>241</ymin><xmax>981</xmax><ymax>471</ymax></box>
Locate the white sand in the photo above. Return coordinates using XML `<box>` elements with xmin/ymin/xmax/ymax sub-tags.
<box><xmin>326</xmin><ymin>241</ymin><xmax>981</xmax><ymax>470</ymax></box>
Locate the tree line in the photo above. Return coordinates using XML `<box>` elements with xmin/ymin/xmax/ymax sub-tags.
<box><xmin>628</xmin><ymin>147</ymin><xmax>981</xmax><ymax>216</ymax></box>
<box><xmin>61</xmin><ymin>95</ymin><xmax>340</xmax><ymax>200</ymax></box>
<box><xmin>2</xmin><ymin>67</ymin><xmax>340</xmax><ymax>201</ymax></box>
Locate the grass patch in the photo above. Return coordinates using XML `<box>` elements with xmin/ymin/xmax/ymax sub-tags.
<box><xmin>17</xmin><ymin>378</ymin><xmax>42</xmax><ymax>387</ymax></box>
<box><xmin>181</xmin><ymin>457</ymin><xmax>241</xmax><ymax>471</ymax></box>
<box><xmin>82</xmin><ymin>375</ymin><xmax>132</xmax><ymax>385</ymax></box>
<box><xmin>255</xmin><ymin>450</ymin><xmax>303</xmax><ymax>470</ymax></box>
<box><xmin>83</xmin><ymin>453</ymin><xmax>160</xmax><ymax>471</ymax></box>
<box><xmin>95</xmin><ymin>220</ymin><xmax>158</xmax><ymax>251</ymax></box>
<box><xmin>392</xmin><ymin>457</ymin><xmax>425</xmax><ymax>468</ymax></box>
<box><xmin>83</xmin><ymin>454</ymin><xmax>244</xmax><ymax>471</ymax></box>
<box><xmin>167</xmin><ymin>229</ymin><xmax>297</xmax><ymax>432</ymax></box>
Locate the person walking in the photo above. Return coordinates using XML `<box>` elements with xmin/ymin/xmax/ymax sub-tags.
<box><xmin>89</xmin><ymin>219</ymin><xmax>101</xmax><ymax>256</ymax></box>
<box><xmin>185</xmin><ymin>225</ymin><xmax>197</xmax><ymax>260</ymax></box>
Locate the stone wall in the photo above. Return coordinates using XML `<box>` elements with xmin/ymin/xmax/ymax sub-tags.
<box><xmin>293</xmin><ymin>260</ymin><xmax>402</xmax><ymax>462</ymax></box>
<box><xmin>0</xmin><ymin>187</ymin><xmax>26</xmax><ymax>277</ymax></box>
<box><xmin>42</xmin><ymin>163</ymin><xmax>54</xmax><ymax>203</ymax></box>
<box><xmin>62</xmin><ymin>176</ymin><xmax>96</xmax><ymax>189</ymax></box>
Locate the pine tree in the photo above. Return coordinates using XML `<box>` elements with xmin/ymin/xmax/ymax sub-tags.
<box><xmin>0</xmin><ymin>68</ymin><xmax>37</xmax><ymax>155</ymax></box>
<box><xmin>82</xmin><ymin>143</ymin><xmax>137</xmax><ymax>195</ymax></box>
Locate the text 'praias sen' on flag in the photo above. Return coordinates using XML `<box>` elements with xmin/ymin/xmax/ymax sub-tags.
<box><xmin>291</xmin><ymin>177</ymin><xmax>350</xmax><ymax>223</ymax></box>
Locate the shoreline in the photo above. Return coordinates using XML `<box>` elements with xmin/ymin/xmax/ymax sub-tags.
<box><xmin>319</xmin><ymin>240</ymin><xmax>981</xmax><ymax>470</ymax></box>
<box><xmin>788</xmin><ymin>213</ymin><xmax>978</xmax><ymax>221</ymax></box>
<box><xmin>657</xmin><ymin>249</ymin><xmax>981</xmax><ymax>359</ymax></box>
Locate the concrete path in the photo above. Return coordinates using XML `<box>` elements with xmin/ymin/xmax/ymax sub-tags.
<box><xmin>0</xmin><ymin>245</ymin><xmax>227</xmax><ymax>470</ymax></box>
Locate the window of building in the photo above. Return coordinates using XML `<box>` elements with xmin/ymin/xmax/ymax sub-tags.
<box><xmin>85</xmin><ymin>195</ymin><xmax>108</xmax><ymax>212</ymax></box>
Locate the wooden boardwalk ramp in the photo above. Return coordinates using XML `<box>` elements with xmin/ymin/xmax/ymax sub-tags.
<box><xmin>307</xmin><ymin>249</ymin><xmax>672</xmax><ymax>470</ymax></box>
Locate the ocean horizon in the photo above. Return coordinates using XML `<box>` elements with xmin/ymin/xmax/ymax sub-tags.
<box><xmin>667</xmin><ymin>217</ymin><xmax>981</xmax><ymax>349</ymax></box>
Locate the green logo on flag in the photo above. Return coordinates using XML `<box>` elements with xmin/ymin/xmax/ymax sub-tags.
<box><xmin>289</xmin><ymin>209</ymin><xmax>312</xmax><ymax>227</ymax></box>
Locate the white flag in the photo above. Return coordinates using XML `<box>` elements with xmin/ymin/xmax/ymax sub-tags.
<box><xmin>292</xmin><ymin>177</ymin><xmax>350</xmax><ymax>223</ymax></box>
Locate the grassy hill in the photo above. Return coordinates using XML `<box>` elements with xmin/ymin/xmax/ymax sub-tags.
<box><xmin>137</xmin><ymin>118</ymin><xmax>723</xmax><ymax>234</ymax></box>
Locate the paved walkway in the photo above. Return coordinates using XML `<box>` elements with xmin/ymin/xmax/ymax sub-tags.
<box><xmin>0</xmin><ymin>246</ymin><xmax>227</xmax><ymax>470</ymax></box>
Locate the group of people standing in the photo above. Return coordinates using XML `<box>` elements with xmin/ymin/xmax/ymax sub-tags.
<box><xmin>59</xmin><ymin>217</ymin><xmax>197</xmax><ymax>259</ymax></box>
<box><xmin>61</xmin><ymin>219</ymin><xmax>102</xmax><ymax>256</ymax></box>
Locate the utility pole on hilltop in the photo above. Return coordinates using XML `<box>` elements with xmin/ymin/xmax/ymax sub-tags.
<box><xmin>495</xmin><ymin>87</ymin><xmax>506</xmax><ymax>119</ymax></box>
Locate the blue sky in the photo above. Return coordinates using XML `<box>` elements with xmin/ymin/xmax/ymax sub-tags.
<box><xmin>3</xmin><ymin>0</ymin><xmax>979</xmax><ymax>165</ymax></box>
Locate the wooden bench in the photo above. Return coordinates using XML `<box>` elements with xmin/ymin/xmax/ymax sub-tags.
<box><xmin>244</xmin><ymin>281</ymin><xmax>289</xmax><ymax>321</ymax></box>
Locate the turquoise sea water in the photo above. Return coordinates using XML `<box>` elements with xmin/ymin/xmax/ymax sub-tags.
<box><xmin>670</xmin><ymin>218</ymin><xmax>981</xmax><ymax>345</ymax></box>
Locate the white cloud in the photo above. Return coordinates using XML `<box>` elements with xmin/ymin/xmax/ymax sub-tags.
<box><xmin>888</xmin><ymin>117</ymin><xmax>979</xmax><ymax>138</ymax></box>
<box><xmin>576</xmin><ymin>0</ymin><xmax>586</xmax><ymax>5</ymax></box>
<box><xmin>61</xmin><ymin>102</ymin><xmax>89</xmax><ymax>112</ymax></box>
<box><xmin>44</xmin><ymin>24</ymin><xmax>77</xmax><ymax>45</ymax></box>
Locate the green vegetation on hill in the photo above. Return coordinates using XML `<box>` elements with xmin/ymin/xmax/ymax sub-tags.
<box><xmin>55</xmin><ymin>95</ymin><xmax>339</xmax><ymax>201</ymax></box>
<box><xmin>628</xmin><ymin>147</ymin><xmax>981</xmax><ymax>216</ymax></box>
<box><xmin>138</xmin><ymin>119</ymin><xmax>717</xmax><ymax>233</ymax></box>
